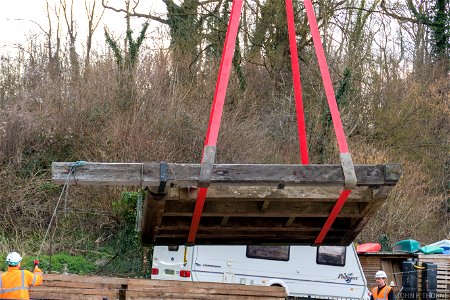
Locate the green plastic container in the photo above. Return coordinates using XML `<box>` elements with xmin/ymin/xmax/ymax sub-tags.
<box><xmin>393</xmin><ymin>239</ymin><xmax>421</xmax><ymax>253</ymax></box>
<box><xmin>419</xmin><ymin>245</ymin><xmax>444</xmax><ymax>254</ymax></box>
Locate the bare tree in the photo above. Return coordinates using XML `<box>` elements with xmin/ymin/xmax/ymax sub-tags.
<box><xmin>85</xmin><ymin>0</ymin><xmax>106</xmax><ymax>71</ymax></box>
<box><xmin>45</xmin><ymin>0</ymin><xmax>62</xmax><ymax>80</ymax></box>
<box><xmin>60</xmin><ymin>0</ymin><xmax>80</xmax><ymax>79</ymax></box>
<box><xmin>102</xmin><ymin>0</ymin><xmax>221</xmax><ymax>81</ymax></box>
<box><xmin>380</xmin><ymin>0</ymin><xmax>449</xmax><ymax>72</ymax></box>
<box><xmin>103</xmin><ymin>0</ymin><xmax>149</xmax><ymax>110</ymax></box>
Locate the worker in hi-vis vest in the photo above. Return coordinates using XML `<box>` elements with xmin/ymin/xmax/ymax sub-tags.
<box><xmin>0</xmin><ymin>252</ymin><xmax>43</xmax><ymax>299</ymax></box>
<box><xmin>370</xmin><ymin>270</ymin><xmax>395</xmax><ymax>300</ymax></box>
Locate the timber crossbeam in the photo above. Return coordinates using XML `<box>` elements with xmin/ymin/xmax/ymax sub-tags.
<box><xmin>52</xmin><ymin>162</ymin><xmax>401</xmax><ymax>187</ymax></box>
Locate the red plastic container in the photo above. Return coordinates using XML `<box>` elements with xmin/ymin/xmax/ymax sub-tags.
<box><xmin>356</xmin><ymin>243</ymin><xmax>382</xmax><ymax>253</ymax></box>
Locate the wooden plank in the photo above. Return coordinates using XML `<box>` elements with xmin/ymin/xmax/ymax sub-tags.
<box><xmin>126</xmin><ymin>294</ymin><xmax>284</xmax><ymax>300</ymax></box>
<box><xmin>30</xmin><ymin>275</ymin><xmax>286</xmax><ymax>300</ymax></box>
<box><xmin>126</xmin><ymin>286</ymin><xmax>285</xmax><ymax>297</ymax></box>
<box><xmin>126</xmin><ymin>279</ymin><xmax>284</xmax><ymax>292</ymax></box>
<box><xmin>172</xmin><ymin>185</ymin><xmax>372</xmax><ymax>202</ymax></box>
<box><xmin>151</xmin><ymin>236</ymin><xmax>349</xmax><ymax>246</ymax></box>
<box><xmin>30</xmin><ymin>292</ymin><xmax>115</xmax><ymax>300</ymax></box>
<box><xmin>161</xmin><ymin>200</ymin><xmax>363</xmax><ymax>218</ymax></box>
<box><xmin>30</xmin><ymin>286</ymin><xmax>119</xmax><ymax>299</ymax></box>
<box><xmin>35</xmin><ymin>280</ymin><xmax>122</xmax><ymax>289</ymax></box>
<box><xmin>52</xmin><ymin>162</ymin><xmax>401</xmax><ymax>187</ymax></box>
<box><xmin>155</xmin><ymin>224</ymin><xmax>340</xmax><ymax>233</ymax></box>
<box><xmin>159</xmin><ymin>216</ymin><xmax>352</xmax><ymax>229</ymax></box>
<box><xmin>41</xmin><ymin>274</ymin><xmax>128</xmax><ymax>284</ymax></box>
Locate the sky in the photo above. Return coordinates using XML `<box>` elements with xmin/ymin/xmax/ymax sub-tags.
<box><xmin>0</xmin><ymin>0</ymin><xmax>167</xmax><ymax>54</ymax></box>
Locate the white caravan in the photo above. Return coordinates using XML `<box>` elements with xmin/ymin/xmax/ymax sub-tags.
<box><xmin>151</xmin><ymin>245</ymin><xmax>369</xmax><ymax>299</ymax></box>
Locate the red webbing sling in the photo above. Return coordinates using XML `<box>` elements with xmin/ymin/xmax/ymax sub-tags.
<box><xmin>187</xmin><ymin>0</ymin><xmax>244</xmax><ymax>244</ymax></box>
<box><xmin>301</xmin><ymin>0</ymin><xmax>354</xmax><ymax>244</ymax></box>
<box><xmin>187</xmin><ymin>0</ymin><xmax>354</xmax><ymax>245</ymax></box>
<box><xmin>286</xmin><ymin>0</ymin><xmax>309</xmax><ymax>164</ymax></box>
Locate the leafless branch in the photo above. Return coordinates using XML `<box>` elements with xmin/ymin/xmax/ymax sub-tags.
<box><xmin>101</xmin><ymin>0</ymin><xmax>168</xmax><ymax>24</ymax></box>
<box><xmin>380</xmin><ymin>0</ymin><xmax>417</xmax><ymax>23</ymax></box>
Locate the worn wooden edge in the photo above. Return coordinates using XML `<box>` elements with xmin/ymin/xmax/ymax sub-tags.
<box><xmin>161</xmin><ymin>200</ymin><xmax>364</xmax><ymax>217</ymax></box>
<box><xmin>52</xmin><ymin>162</ymin><xmax>402</xmax><ymax>187</ymax></box>
<box><xmin>166</xmin><ymin>185</ymin><xmax>373</xmax><ymax>202</ymax></box>
<box><xmin>149</xmin><ymin>237</ymin><xmax>352</xmax><ymax>246</ymax></box>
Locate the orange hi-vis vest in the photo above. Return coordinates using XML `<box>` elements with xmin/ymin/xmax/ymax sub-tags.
<box><xmin>0</xmin><ymin>266</ymin><xmax>43</xmax><ymax>299</ymax></box>
<box><xmin>372</xmin><ymin>285</ymin><xmax>392</xmax><ymax>300</ymax></box>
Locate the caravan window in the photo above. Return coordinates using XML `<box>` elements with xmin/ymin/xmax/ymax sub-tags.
<box><xmin>246</xmin><ymin>245</ymin><xmax>290</xmax><ymax>261</ymax></box>
<box><xmin>316</xmin><ymin>246</ymin><xmax>346</xmax><ymax>266</ymax></box>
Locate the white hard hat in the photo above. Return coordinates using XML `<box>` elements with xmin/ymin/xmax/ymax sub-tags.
<box><xmin>6</xmin><ymin>252</ymin><xmax>22</xmax><ymax>266</ymax></box>
<box><xmin>375</xmin><ymin>270</ymin><xmax>387</xmax><ymax>278</ymax></box>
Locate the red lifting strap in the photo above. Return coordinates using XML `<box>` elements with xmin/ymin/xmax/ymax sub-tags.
<box><xmin>187</xmin><ymin>0</ymin><xmax>244</xmax><ymax>244</ymax></box>
<box><xmin>301</xmin><ymin>0</ymin><xmax>353</xmax><ymax>244</ymax></box>
<box><xmin>187</xmin><ymin>0</ymin><xmax>354</xmax><ymax>245</ymax></box>
<box><xmin>286</xmin><ymin>0</ymin><xmax>309</xmax><ymax>164</ymax></box>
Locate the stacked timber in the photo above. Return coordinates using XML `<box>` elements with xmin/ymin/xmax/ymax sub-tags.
<box><xmin>30</xmin><ymin>274</ymin><xmax>125</xmax><ymax>299</ymax></box>
<box><xmin>29</xmin><ymin>274</ymin><xmax>287</xmax><ymax>300</ymax></box>
<box><xmin>417</xmin><ymin>254</ymin><xmax>450</xmax><ymax>298</ymax></box>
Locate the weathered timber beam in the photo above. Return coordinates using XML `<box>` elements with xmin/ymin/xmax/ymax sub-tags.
<box><xmin>157</xmin><ymin>226</ymin><xmax>349</xmax><ymax>233</ymax></box>
<box><xmin>151</xmin><ymin>235</ymin><xmax>348</xmax><ymax>246</ymax></box>
<box><xmin>169</xmin><ymin>185</ymin><xmax>372</xmax><ymax>202</ymax></box>
<box><xmin>162</xmin><ymin>212</ymin><xmax>361</xmax><ymax>218</ymax></box>
<box><xmin>157</xmin><ymin>216</ymin><xmax>352</xmax><ymax>228</ymax></box>
<box><xmin>155</xmin><ymin>232</ymin><xmax>322</xmax><ymax>239</ymax></box>
<box><xmin>162</xmin><ymin>200</ymin><xmax>363</xmax><ymax>217</ymax></box>
<box><xmin>52</xmin><ymin>162</ymin><xmax>401</xmax><ymax>187</ymax></box>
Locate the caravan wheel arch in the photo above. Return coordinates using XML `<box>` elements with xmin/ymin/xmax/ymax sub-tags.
<box><xmin>267</xmin><ymin>280</ymin><xmax>290</xmax><ymax>295</ymax></box>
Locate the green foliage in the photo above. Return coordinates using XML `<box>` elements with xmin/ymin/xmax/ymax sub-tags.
<box><xmin>104</xmin><ymin>30</ymin><xmax>123</xmax><ymax>68</ymax></box>
<box><xmin>105</xmin><ymin>22</ymin><xmax>149</xmax><ymax>71</ymax></box>
<box><xmin>335</xmin><ymin>68</ymin><xmax>353</xmax><ymax>108</ymax></box>
<box><xmin>104</xmin><ymin>22</ymin><xmax>148</xmax><ymax>110</ymax></box>
<box><xmin>112</xmin><ymin>191</ymin><xmax>141</xmax><ymax>225</ymax></box>
<box><xmin>38</xmin><ymin>253</ymin><xmax>96</xmax><ymax>275</ymax></box>
<box><xmin>378</xmin><ymin>234</ymin><xmax>392</xmax><ymax>252</ymax></box>
<box><xmin>127</xmin><ymin>22</ymin><xmax>149</xmax><ymax>69</ymax></box>
<box><xmin>102</xmin><ymin>190</ymin><xmax>147</xmax><ymax>276</ymax></box>
<box><xmin>0</xmin><ymin>253</ymin><xmax>96</xmax><ymax>275</ymax></box>
<box><xmin>166</xmin><ymin>0</ymin><xmax>200</xmax><ymax>54</ymax></box>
